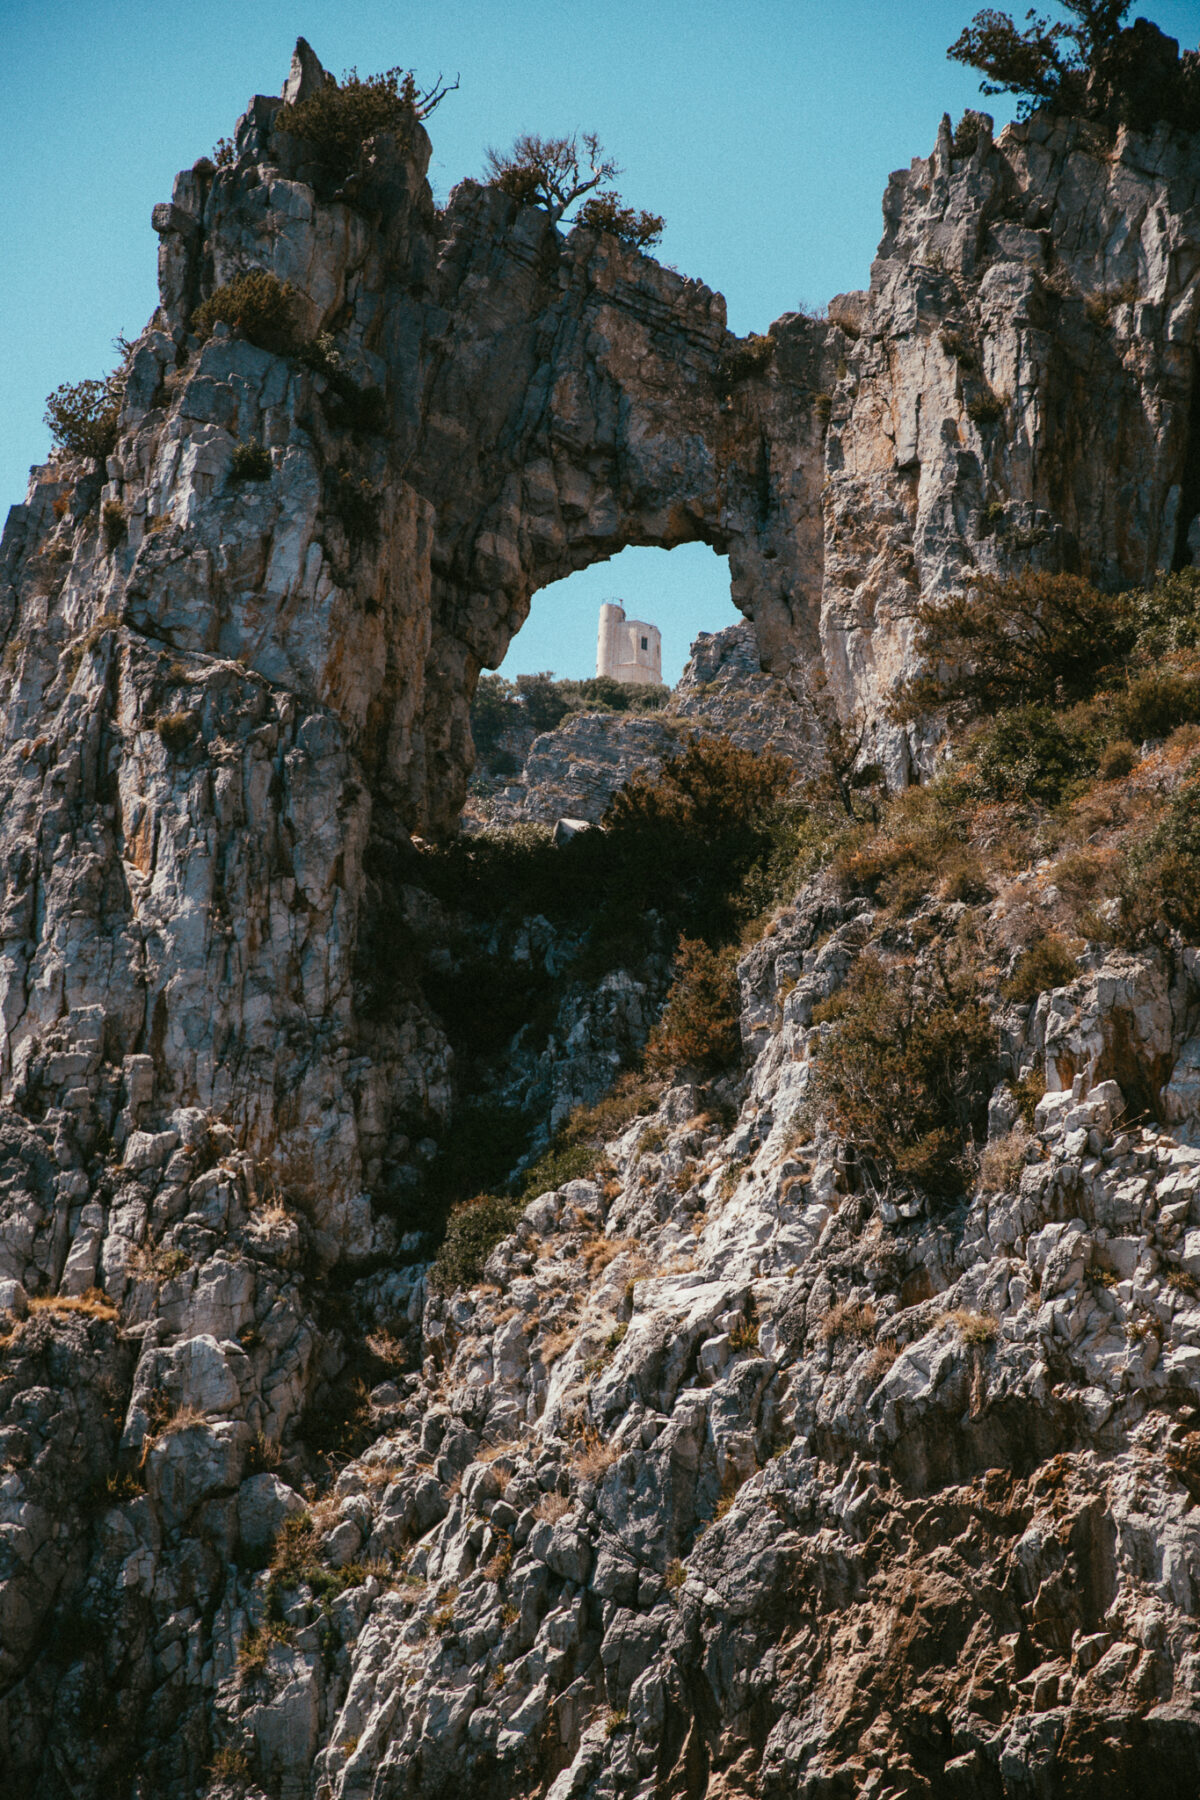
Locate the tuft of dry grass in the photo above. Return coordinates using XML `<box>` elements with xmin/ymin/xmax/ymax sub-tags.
<box><xmin>579</xmin><ymin>1234</ymin><xmax>639</xmax><ymax>1275</ymax></box>
<box><xmin>535</xmin><ymin>1491</ymin><xmax>571</xmax><ymax>1524</ymax></box>
<box><xmin>237</xmin><ymin>1618</ymin><xmax>289</xmax><ymax>1678</ymax></box>
<box><xmin>254</xmin><ymin>1198</ymin><xmax>294</xmax><ymax>1230</ymax></box>
<box><xmin>28</xmin><ymin>1287</ymin><xmax>118</xmax><ymax>1322</ymax></box>
<box><xmin>154</xmin><ymin>1404</ymin><xmax>208</xmax><ymax>1441</ymax></box>
<box><xmin>539</xmin><ymin>1323</ymin><xmax>578</xmax><ymax>1366</ymax></box>
<box><xmin>477</xmin><ymin>1437</ymin><xmax>522</xmax><ymax>1464</ymax></box>
<box><xmin>573</xmin><ymin>1427</ymin><xmax>619</xmax><ymax>1480</ymax></box>
<box><xmin>365</xmin><ymin>1328</ymin><xmax>407</xmax><ymax>1367</ymax></box>
<box><xmin>358</xmin><ymin>1459</ymin><xmax>402</xmax><ymax>1491</ymax></box>
<box><xmin>863</xmin><ymin>1338</ymin><xmax>900</xmax><ymax>1383</ymax></box>
<box><xmin>944</xmin><ymin>1307</ymin><xmax>998</xmax><ymax>1346</ymax></box>
<box><xmin>818</xmin><ymin>1299</ymin><xmax>877</xmax><ymax>1343</ymax></box>
<box><xmin>127</xmin><ymin>1241</ymin><xmax>191</xmax><ymax>1287</ymax></box>
<box><xmin>977</xmin><ymin>1126</ymin><xmax>1034</xmax><ymax>1194</ymax></box>
<box><xmin>728</xmin><ymin>1314</ymin><xmax>759</xmax><ymax>1353</ymax></box>
<box><xmin>481</xmin><ymin>1536</ymin><xmax>513</xmax><ymax>1583</ymax></box>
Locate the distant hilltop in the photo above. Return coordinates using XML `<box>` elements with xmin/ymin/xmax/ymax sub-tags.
<box><xmin>596</xmin><ymin>600</ymin><xmax>662</xmax><ymax>686</ymax></box>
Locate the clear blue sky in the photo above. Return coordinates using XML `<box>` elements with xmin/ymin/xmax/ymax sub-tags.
<box><xmin>4</xmin><ymin>0</ymin><xmax>1196</xmax><ymax>681</ymax></box>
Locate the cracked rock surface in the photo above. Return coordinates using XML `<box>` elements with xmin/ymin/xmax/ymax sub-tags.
<box><xmin>2</xmin><ymin>34</ymin><xmax>1200</xmax><ymax>1800</ymax></box>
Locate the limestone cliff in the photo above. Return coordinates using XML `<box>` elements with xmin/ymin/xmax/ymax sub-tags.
<box><xmin>2</xmin><ymin>35</ymin><xmax>1200</xmax><ymax>1800</ymax></box>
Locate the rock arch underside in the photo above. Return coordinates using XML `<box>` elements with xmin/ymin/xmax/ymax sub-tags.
<box><xmin>3</xmin><ymin>36</ymin><xmax>1200</xmax><ymax>1800</ymax></box>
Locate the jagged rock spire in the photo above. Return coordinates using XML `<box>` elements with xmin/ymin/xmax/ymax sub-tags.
<box><xmin>282</xmin><ymin>35</ymin><xmax>333</xmax><ymax>105</ymax></box>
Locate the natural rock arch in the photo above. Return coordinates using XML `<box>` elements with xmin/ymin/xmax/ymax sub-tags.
<box><xmin>3</xmin><ymin>38</ymin><xmax>1199</xmax><ymax>1215</ymax></box>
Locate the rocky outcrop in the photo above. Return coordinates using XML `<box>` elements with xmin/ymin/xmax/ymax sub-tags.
<box><xmin>17</xmin><ymin>878</ymin><xmax>1192</xmax><ymax>1800</ymax></box>
<box><xmin>822</xmin><ymin>107</ymin><xmax>1200</xmax><ymax>776</ymax></box>
<box><xmin>3</xmin><ymin>41</ymin><xmax>1199</xmax><ymax>1201</ymax></box>
<box><xmin>480</xmin><ymin>623</ymin><xmax>817</xmax><ymax>828</ymax></box>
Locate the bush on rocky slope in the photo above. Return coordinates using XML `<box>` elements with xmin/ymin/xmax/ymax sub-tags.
<box><xmin>191</xmin><ymin>271</ymin><xmax>300</xmax><ymax>354</ymax></box>
<box><xmin>808</xmin><ymin>946</ymin><xmax>996</xmax><ymax>1200</ymax></box>
<box><xmin>646</xmin><ymin>938</ymin><xmax>742</xmax><ymax>1075</ymax></box>
<box><xmin>949</xmin><ymin>0</ymin><xmax>1200</xmax><ymax>132</ymax></box>
<box><xmin>277</xmin><ymin>64</ymin><xmax>455</xmax><ymax>178</ymax></box>
<box><xmin>876</xmin><ymin>566</ymin><xmax>1200</xmax><ymax>942</ymax></box>
<box><xmin>44</xmin><ymin>372</ymin><xmax>124</xmax><ymax>463</ymax></box>
<box><xmin>471</xmin><ymin>670</ymin><xmax>670</xmax><ymax>771</ymax></box>
<box><xmin>409</xmin><ymin>738</ymin><xmax>796</xmax><ymax>1239</ymax></box>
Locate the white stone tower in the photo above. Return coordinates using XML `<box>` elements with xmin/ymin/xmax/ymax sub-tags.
<box><xmin>595</xmin><ymin>602</ymin><xmax>662</xmax><ymax>686</ymax></box>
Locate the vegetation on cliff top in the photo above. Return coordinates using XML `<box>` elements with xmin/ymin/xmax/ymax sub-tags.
<box><xmin>483</xmin><ymin>132</ymin><xmax>664</xmax><ymax>248</ymax></box>
<box><xmin>277</xmin><ymin>64</ymin><xmax>457</xmax><ymax>179</ymax></box>
<box><xmin>949</xmin><ymin>0</ymin><xmax>1200</xmax><ymax>131</ymax></box>
<box><xmin>471</xmin><ymin>670</ymin><xmax>671</xmax><ymax>777</ymax></box>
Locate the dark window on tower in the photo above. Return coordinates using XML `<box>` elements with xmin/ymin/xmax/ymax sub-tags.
<box><xmin>640</xmin><ymin>636</ymin><xmax>648</xmax><ymax>650</ymax></box>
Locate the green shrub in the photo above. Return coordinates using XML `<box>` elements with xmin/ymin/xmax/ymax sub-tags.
<box><xmin>515</xmin><ymin>671</ymin><xmax>575</xmax><ymax>735</ymax></box>
<box><xmin>1128</xmin><ymin>568</ymin><xmax>1200</xmax><ymax>658</ymax></box>
<box><xmin>1119</xmin><ymin>769</ymin><xmax>1200</xmax><ymax>943</ymax></box>
<box><xmin>519</xmin><ymin>1139</ymin><xmax>598</xmax><ymax>1198</ymax></box>
<box><xmin>230</xmin><ymin>439</ymin><xmax>272</xmax><ymax>481</ymax></box>
<box><xmin>893</xmin><ymin>571</ymin><xmax>1129</xmax><ymax>721</ymax></box>
<box><xmin>720</xmin><ymin>333</ymin><xmax>775</xmax><ymax>386</ymax></box>
<box><xmin>576</xmin><ymin>192</ymin><xmax>663</xmax><ymax>249</ymax></box>
<box><xmin>1097</xmin><ymin>738</ymin><xmax>1137</xmax><ymax>780</ymax></box>
<box><xmin>472</xmin><ymin>673</ymin><xmax>518</xmax><ymax>753</ymax></box>
<box><xmin>1109</xmin><ymin>670</ymin><xmax>1200</xmax><ymax>742</ymax></box>
<box><xmin>970</xmin><ymin>705</ymin><xmax>1093</xmax><ymax>805</ymax></box>
<box><xmin>278</xmin><ymin>66</ymin><xmax>453</xmax><ymax>181</ymax></box>
<box><xmin>44</xmin><ymin>374</ymin><xmax>123</xmax><ymax>461</ymax></box>
<box><xmin>430</xmin><ymin>1193</ymin><xmax>522</xmax><ymax>1292</ymax></box>
<box><xmin>645</xmin><ymin>937</ymin><xmax>741</xmax><ymax>1075</ymax></box>
<box><xmin>192</xmin><ymin>272</ymin><xmax>299</xmax><ymax>354</ymax></box>
<box><xmin>940</xmin><ymin>328</ymin><xmax>978</xmax><ymax>369</ymax></box>
<box><xmin>809</xmin><ymin>949</ymin><xmax>995</xmax><ymax>1200</ymax></box>
<box><xmin>102</xmin><ymin>500</ymin><xmax>127</xmax><ymax>551</ymax></box>
<box><xmin>1002</xmin><ymin>934</ymin><xmax>1078</xmax><ymax>1004</ymax></box>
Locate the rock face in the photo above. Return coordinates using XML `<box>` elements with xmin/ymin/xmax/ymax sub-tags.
<box><xmin>822</xmin><ymin>107</ymin><xmax>1200</xmax><ymax>777</ymax></box>
<box><xmin>2</xmin><ymin>36</ymin><xmax>1200</xmax><ymax>1800</ymax></box>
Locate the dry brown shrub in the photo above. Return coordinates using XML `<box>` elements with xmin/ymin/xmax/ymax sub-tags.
<box><xmin>539</xmin><ymin>1323</ymin><xmax>578</xmax><ymax>1366</ymax></box>
<box><xmin>481</xmin><ymin>1537</ymin><xmax>513</xmax><ymax>1583</ymax></box>
<box><xmin>534</xmin><ymin>1491</ymin><xmax>571</xmax><ymax>1523</ymax></box>
<box><xmin>365</xmin><ymin>1328</ymin><xmax>407</xmax><ymax>1366</ymax></box>
<box><xmin>818</xmin><ymin>1299</ymin><xmax>877</xmax><ymax>1343</ymax></box>
<box><xmin>978</xmin><ymin>1127</ymin><xmax>1034</xmax><ymax>1193</ymax></box>
<box><xmin>574</xmin><ymin>1427</ymin><xmax>618</xmax><ymax>1480</ymax></box>
<box><xmin>154</xmin><ymin>1404</ymin><xmax>208</xmax><ymax>1441</ymax></box>
<box><xmin>28</xmin><ymin>1287</ymin><xmax>118</xmax><ymax>1322</ymax></box>
<box><xmin>358</xmin><ymin>1460</ymin><xmax>401</xmax><ymax>1490</ymax></box>
<box><xmin>477</xmin><ymin>1438</ymin><xmax>522</xmax><ymax>1464</ymax></box>
<box><xmin>580</xmin><ymin>1234</ymin><xmax>638</xmax><ymax>1275</ymax></box>
<box><xmin>944</xmin><ymin>1307</ymin><xmax>998</xmax><ymax>1345</ymax></box>
<box><xmin>864</xmin><ymin>1339</ymin><xmax>900</xmax><ymax>1383</ymax></box>
<box><xmin>255</xmin><ymin>1197</ymin><xmax>294</xmax><ymax>1229</ymax></box>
